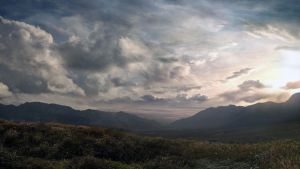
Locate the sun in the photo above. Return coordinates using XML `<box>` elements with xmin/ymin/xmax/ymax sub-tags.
<box><xmin>263</xmin><ymin>50</ymin><xmax>300</xmax><ymax>89</ymax></box>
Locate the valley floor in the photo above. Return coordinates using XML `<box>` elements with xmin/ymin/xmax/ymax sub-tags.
<box><xmin>0</xmin><ymin>120</ymin><xmax>299</xmax><ymax>169</ymax></box>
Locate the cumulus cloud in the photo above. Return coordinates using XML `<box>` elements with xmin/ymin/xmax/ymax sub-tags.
<box><xmin>0</xmin><ymin>17</ymin><xmax>84</xmax><ymax>96</ymax></box>
<box><xmin>0</xmin><ymin>82</ymin><xmax>12</xmax><ymax>99</ymax></box>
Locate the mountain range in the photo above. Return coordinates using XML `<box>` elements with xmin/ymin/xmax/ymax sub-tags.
<box><xmin>169</xmin><ymin>93</ymin><xmax>300</xmax><ymax>129</ymax></box>
<box><xmin>0</xmin><ymin>102</ymin><xmax>160</xmax><ymax>131</ymax></box>
<box><xmin>160</xmin><ymin>93</ymin><xmax>300</xmax><ymax>141</ymax></box>
<box><xmin>0</xmin><ymin>93</ymin><xmax>299</xmax><ymax>141</ymax></box>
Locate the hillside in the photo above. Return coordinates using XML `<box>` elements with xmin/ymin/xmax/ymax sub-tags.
<box><xmin>0</xmin><ymin>102</ymin><xmax>160</xmax><ymax>131</ymax></box>
<box><xmin>164</xmin><ymin>93</ymin><xmax>300</xmax><ymax>140</ymax></box>
<box><xmin>0</xmin><ymin>120</ymin><xmax>300</xmax><ymax>169</ymax></box>
<box><xmin>170</xmin><ymin>93</ymin><xmax>300</xmax><ymax>130</ymax></box>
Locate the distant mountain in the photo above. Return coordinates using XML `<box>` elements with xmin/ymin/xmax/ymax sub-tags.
<box><xmin>170</xmin><ymin>93</ymin><xmax>300</xmax><ymax>130</ymax></box>
<box><xmin>1</xmin><ymin>93</ymin><xmax>300</xmax><ymax>141</ymax></box>
<box><xmin>166</xmin><ymin>93</ymin><xmax>300</xmax><ymax>141</ymax></box>
<box><xmin>0</xmin><ymin>102</ymin><xmax>160</xmax><ymax>131</ymax></box>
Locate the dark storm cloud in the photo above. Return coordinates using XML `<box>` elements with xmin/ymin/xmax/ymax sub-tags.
<box><xmin>226</xmin><ymin>68</ymin><xmax>252</xmax><ymax>80</ymax></box>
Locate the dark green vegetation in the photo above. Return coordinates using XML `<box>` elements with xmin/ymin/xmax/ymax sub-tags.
<box><xmin>0</xmin><ymin>120</ymin><xmax>300</xmax><ymax>169</ymax></box>
<box><xmin>0</xmin><ymin>102</ymin><xmax>160</xmax><ymax>131</ymax></box>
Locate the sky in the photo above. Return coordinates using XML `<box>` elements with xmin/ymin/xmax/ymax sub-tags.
<box><xmin>0</xmin><ymin>0</ymin><xmax>300</xmax><ymax>122</ymax></box>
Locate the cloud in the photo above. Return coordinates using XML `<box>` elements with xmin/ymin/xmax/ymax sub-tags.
<box><xmin>56</xmin><ymin>26</ymin><xmax>127</xmax><ymax>72</ymax></box>
<box><xmin>141</xmin><ymin>94</ymin><xmax>208</xmax><ymax>104</ymax></box>
<box><xmin>106</xmin><ymin>93</ymin><xmax>208</xmax><ymax>105</ymax></box>
<box><xmin>119</xmin><ymin>37</ymin><xmax>150</xmax><ymax>60</ymax></box>
<box><xmin>238</xmin><ymin>80</ymin><xmax>266</xmax><ymax>91</ymax></box>
<box><xmin>0</xmin><ymin>0</ymin><xmax>299</xmax><ymax>119</ymax></box>
<box><xmin>146</xmin><ymin>85</ymin><xmax>202</xmax><ymax>95</ymax></box>
<box><xmin>0</xmin><ymin>82</ymin><xmax>12</xmax><ymax>99</ymax></box>
<box><xmin>177</xmin><ymin>85</ymin><xmax>202</xmax><ymax>92</ymax></box>
<box><xmin>226</xmin><ymin>68</ymin><xmax>252</xmax><ymax>80</ymax></box>
<box><xmin>189</xmin><ymin>94</ymin><xmax>208</xmax><ymax>102</ymax></box>
<box><xmin>245</xmin><ymin>25</ymin><xmax>297</xmax><ymax>42</ymax></box>
<box><xmin>275</xmin><ymin>46</ymin><xmax>300</xmax><ymax>51</ymax></box>
<box><xmin>0</xmin><ymin>17</ymin><xmax>84</xmax><ymax>96</ymax></box>
<box><xmin>285</xmin><ymin>81</ymin><xmax>300</xmax><ymax>89</ymax></box>
<box><xmin>220</xmin><ymin>80</ymin><xmax>276</xmax><ymax>103</ymax></box>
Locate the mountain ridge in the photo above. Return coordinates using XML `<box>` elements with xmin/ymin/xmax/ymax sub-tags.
<box><xmin>168</xmin><ymin>93</ymin><xmax>300</xmax><ymax>131</ymax></box>
<box><xmin>1</xmin><ymin>93</ymin><xmax>299</xmax><ymax>140</ymax></box>
<box><xmin>0</xmin><ymin>102</ymin><xmax>160</xmax><ymax>131</ymax></box>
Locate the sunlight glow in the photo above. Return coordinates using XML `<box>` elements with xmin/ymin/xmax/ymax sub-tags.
<box><xmin>265</xmin><ymin>50</ymin><xmax>300</xmax><ymax>89</ymax></box>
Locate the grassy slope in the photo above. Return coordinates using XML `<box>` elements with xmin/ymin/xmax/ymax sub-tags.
<box><xmin>148</xmin><ymin>122</ymin><xmax>300</xmax><ymax>143</ymax></box>
<box><xmin>0</xmin><ymin>120</ymin><xmax>299</xmax><ymax>169</ymax></box>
